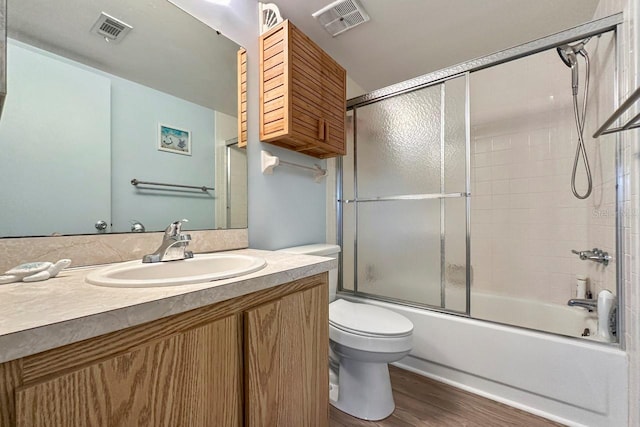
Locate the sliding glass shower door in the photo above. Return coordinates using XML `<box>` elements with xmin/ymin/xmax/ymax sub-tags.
<box><xmin>340</xmin><ymin>75</ymin><xmax>469</xmax><ymax>313</ymax></box>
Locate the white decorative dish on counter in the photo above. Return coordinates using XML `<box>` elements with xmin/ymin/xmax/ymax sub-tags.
<box><xmin>86</xmin><ymin>253</ymin><xmax>267</xmax><ymax>288</ymax></box>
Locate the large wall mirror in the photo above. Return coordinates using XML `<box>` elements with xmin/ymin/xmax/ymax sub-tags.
<box><xmin>0</xmin><ymin>0</ymin><xmax>247</xmax><ymax>237</ymax></box>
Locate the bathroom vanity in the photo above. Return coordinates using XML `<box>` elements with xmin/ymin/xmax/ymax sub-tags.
<box><xmin>0</xmin><ymin>250</ymin><xmax>333</xmax><ymax>427</ymax></box>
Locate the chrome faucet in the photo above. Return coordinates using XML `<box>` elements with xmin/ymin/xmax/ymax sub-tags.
<box><xmin>568</xmin><ymin>290</ymin><xmax>617</xmax><ymax>341</ymax></box>
<box><xmin>571</xmin><ymin>248</ymin><xmax>611</xmax><ymax>266</ymax></box>
<box><xmin>142</xmin><ymin>219</ymin><xmax>194</xmax><ymax>263</ymax></box>
<box><xmin>567</xmin><ymin>298</ymin><xmax>597</xmax><ymax>312</ymax></box>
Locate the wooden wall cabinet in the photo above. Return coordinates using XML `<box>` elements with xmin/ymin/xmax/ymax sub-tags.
<box><xmin>0</xmin><ymin>274</ymin><xmax>328</xmax><ymax>427</ymax></box>
<box><xmin>259</xmin><ymin>20</ymin><xmax>346</xmax><ymax>159</ymax></box>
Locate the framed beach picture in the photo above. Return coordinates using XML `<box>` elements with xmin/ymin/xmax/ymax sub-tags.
<box><xmin>158</xmin><ymin>123</ymin><xmax>191</xmax><ymax>155</ymax></box>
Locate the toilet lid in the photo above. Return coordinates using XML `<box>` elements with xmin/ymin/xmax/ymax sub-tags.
<box><xmin>329</xmin><ymin>300</ymin><xmax>413</xmax><ymax>337</ymax></box>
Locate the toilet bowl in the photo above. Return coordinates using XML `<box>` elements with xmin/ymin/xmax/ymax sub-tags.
<box><xmin>329</xmin><ymin>299</ymin><xmax>413</xmax><ymax>420</ymax></box>
<box><xmin>278</xmin><ymin>244</ymin><xmax>414</xmax><ymax>421</ymax></box>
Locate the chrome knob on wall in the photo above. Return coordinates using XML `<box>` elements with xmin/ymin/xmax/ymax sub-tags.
<box><xmin>571</xmin><ymin>248</ymin><xmax>612</xmax><ymax>266</ymax></box>
<box><xmin>130</xmin><ymin>220</ymin><xmax>145</xmax><ymax>233</ymax></box>
<box><xmin>95</xmin><ymin>220</ymin><xmax>108</xmax><ymax>232</ymax></box>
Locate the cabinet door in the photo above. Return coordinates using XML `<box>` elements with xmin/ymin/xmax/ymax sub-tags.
<box><xmin>321</xmin><ymin>51</ymin><xmax>347</xmax><ymax>155</ymax></box>
<box><xmin>15</xmin><ymin>315</ymin><xmax>241</xmax><ymax>427</ymax></box>
<box><xmin>245</xmin><ymin>284</ymin><xmax>329</xmax><ymax>427</ymax></box>
<box><xmin>290</xmin><ymin>24</ymin><xmax>325</xmax><ymax>147</ymax></box>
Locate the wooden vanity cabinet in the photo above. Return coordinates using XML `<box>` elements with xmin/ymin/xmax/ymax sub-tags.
<box><xmin>0</xmin><ymin>273</ymin><xmax>329</xmax><ymax>427</ymax></box>
<box><xmin>245</xmin><ymin>281</ymin><xmax>328</xmax><ymax>427</ymax></box>
<box><xmin>15</xmin><ymin>315</ymin><xmax>241</xmax><ymax>427</ymax></box>
<box><xmin>259</xmin><ymin>20</ymin><xmax>346</xmax><ymax>159</ymax></box>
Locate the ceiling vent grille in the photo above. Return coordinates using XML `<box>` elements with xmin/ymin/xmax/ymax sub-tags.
<box><xmin>312</xmin><ymin>0</ymin><xmax>370</xmax><ymax>37</ymax></box>
<box><xmin>90</xmin><ymin>12</ymin><xmax>133</xmax><ymax>43</ymax></box>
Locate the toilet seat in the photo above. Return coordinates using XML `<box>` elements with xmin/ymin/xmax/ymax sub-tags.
<box><xmin>330</xmin><ymin>324</ymin><xmax>413</xmax><ymax>354</ymax></box>
<box><xmin>329</xmin><ymin>300</ymin><xmax>413</xmax><ymax>354</ymax></box>
<box><xmin>329</xmin><ymin>321</ymin><xmax>412</xmax><ymax>338</ymax></box>
<box><xmin>329</xmin><ymin>299</ymin><xmax>413</xmax><ymax>337</ymax></box>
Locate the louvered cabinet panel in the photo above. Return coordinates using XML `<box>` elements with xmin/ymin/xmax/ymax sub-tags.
<box><xmin>238</xmin><ymin>47</ymin><xmax>247</xmax><ymax>147</ymax></box>
<box><xmin>321</xmin><ymin>51</ymin><xmax>346</xmax><ymax>153</ymax></box>
<box><xmin>259</xmin><ymin>20</ymin><xmax>346</xmax><ymax>158</ymax></box>
<box><xmin>259</xmin><ymin>22</ymin><xmax>288</xmax><ymax>141</ymax></box>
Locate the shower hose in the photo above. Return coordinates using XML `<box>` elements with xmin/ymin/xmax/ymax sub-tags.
<box><xmin>571</xmin><ymin>53</ymin><xmax>592</xmax><ymax>200</ymax></box>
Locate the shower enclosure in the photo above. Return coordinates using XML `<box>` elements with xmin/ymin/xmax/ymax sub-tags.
<box><xmin>338</xmin><ymin>15</ymin><xmax>622</xmax><ymax>341</ymax></box>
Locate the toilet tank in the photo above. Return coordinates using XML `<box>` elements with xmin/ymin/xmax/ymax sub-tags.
<box><xmin>277</xmin><ymin>244</ymin><xmax>341</xmax><ymax>302</ymax></box>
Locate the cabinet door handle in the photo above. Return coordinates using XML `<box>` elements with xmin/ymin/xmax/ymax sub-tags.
<box><xmin>318</xmin><ymin>118</ymin><xmax>326</xmax><ymax>141</ymax></box>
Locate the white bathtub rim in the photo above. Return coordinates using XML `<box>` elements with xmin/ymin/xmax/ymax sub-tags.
<box><xmin>338</xmin><ymin>292</ymin><xmax>620</xmax><ymax>348</ymax></box>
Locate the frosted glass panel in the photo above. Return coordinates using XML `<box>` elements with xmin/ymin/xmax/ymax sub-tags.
<box><xmin>443</xmin><ymin>197</ymin><xmax>467</xmax><ymax>312</ymax></box>
<box><xmin>357</xmin><ymin>86</ymin><xmax>442</xmax><ymax>197</ymax></box>
<box><xmin>444</xmin><ymin>76</ymin><xmax>467</xmax><ymax>193</ymax></box>
<box><xmin>357</xmin><ymin>200</ymin><xmax>442</xmax><ymax>306</ymax></box>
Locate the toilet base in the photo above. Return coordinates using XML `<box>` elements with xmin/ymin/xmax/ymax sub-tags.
<box><xmin>331</xmin><ymin>357</ymin><xmax>395</xmax><ymax>421</ymax></box>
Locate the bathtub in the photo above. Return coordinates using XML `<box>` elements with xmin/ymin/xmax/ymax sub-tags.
<box><xmin>469</xmin><ymin>291</ymin><xmax>598</xmax><ymax>338</ymax></box>
<box><xmin>341</xmin><ymin>292</ymin><xmax>628</xmax><ymax>427</ymax></box>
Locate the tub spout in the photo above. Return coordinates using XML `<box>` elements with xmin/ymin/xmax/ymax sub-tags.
<box><xmin>567</xmin><ymin>298</ymin><xmax>597</xmax><ymax>311</ymax></box>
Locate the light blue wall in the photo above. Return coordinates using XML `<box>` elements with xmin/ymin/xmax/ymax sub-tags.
<box><xmin>168</xmin><ymin>0</ymin><xmax>328</xmax><ymax>250</ymax></box>
<box><xmin>0</xmin><ymin>39</ymin><xmax>217</xmax><ymax>235</ymax></box>
<box><xmin>110</xmin><ymin>76</ymin><xmax>216</xmax><ymax>233</ymax></box>
<box><xmin>0</xmin><ymin>40</ymin><xmax>111</xmax><ymax>237</ymax></box>
<box><xmin>247</xmin><ymin>145</ymin><xmax>327</xmax><ymax>250</ymax></box>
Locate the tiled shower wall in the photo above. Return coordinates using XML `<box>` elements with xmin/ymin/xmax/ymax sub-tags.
<box><xmin>470</xmin><ymin>38</ymin><xmax>618</xmax><ymax>306</ymax></box>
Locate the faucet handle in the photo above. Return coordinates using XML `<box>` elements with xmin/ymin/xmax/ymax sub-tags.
<box><xmin>165</xmin><ymin>219</ymin><xmax>189</xmax><ymax>237</ymax></box>
<box><xmin>571</xmin><ymin>249</ymin><xmax>587</xmax><ymax>260</ymax></box>
<box><xmin>174</xmin><ymin>219</ymin><xmax>189</xmax><ymax>234</ymax></box>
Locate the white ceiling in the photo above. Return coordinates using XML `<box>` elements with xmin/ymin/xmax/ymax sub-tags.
<box><xmin>8</xmin><ymin>0</ymin><xmax>241</xmax><ymax>115</ymax></box>
<box><xmin>272</xmin><ymin>0</ymin><xmax>600</xmax><ymax>93</ymax></box>
<box><xmin>8</xmin><ymin>0</ymin><xmax>602</xmax><ymax>112</ymax></box>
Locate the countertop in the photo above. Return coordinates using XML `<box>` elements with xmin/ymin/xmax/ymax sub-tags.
<box><xmin>0</xmin><ymin>249</ymin><xmax>336</xmax><ymax>364</ymax></box>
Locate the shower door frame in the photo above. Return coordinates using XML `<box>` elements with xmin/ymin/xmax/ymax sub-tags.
<box><xmin>338</xmin><ymin>13</ymin><xmax>625</xmax><ymax>344</ymax></box>
<box><xmin>340</xmin><ymin>77</ymin><xmax>471</xmax><ymax>314</ymax></box>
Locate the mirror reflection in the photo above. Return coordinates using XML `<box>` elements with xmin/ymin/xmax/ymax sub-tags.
<box><xmin>0</xmin><ymin>0</ymin><xmax>247</xmax><ymax>237</ymax></box>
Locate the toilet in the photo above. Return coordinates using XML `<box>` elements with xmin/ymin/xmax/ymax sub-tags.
<box><xmin>278</xmin><ymin>244</ymin><xmax>414</xmax><ymax>421</ymax></box>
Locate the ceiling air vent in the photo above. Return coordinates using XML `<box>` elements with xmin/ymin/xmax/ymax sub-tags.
<box><xmin>312</xmin><ymin>0</ymin><xmax>370</xmax><ymax>37</ymax></box>
<box><xmin>90</xmin><ymin>12</ymin><xmax>133</xmax><ymax>43</ymax></box>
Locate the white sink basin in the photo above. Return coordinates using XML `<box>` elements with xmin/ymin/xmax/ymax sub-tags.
<box><xmin>86</xmin><ymin>253</ymin><xmax>267</xmax><ymax>288</ymax></box>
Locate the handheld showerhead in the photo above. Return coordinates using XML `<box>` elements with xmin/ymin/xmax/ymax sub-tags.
<box><xmin>557</xmin><ymin>45</ymin><xmax>579</xmax><ymax>95</ymax></box>
<box><xmin>557</xmin><ymin>45</ymin><xmax>577</xmax><ymax>68</ymax></box>
<box><xmin>557</xmin><ymin>37</ymin><xmax>593</xmax><ymax>200</ymax></box>
<box><xmin>557</xmin><ymin>38</ymin><xmax>591</xmax><ymax>96</ymax></box>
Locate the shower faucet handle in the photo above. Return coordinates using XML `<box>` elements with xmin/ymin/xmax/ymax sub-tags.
<box><xmin>571</xmin><ymin>249</ymin><xmax>587</xmax><ymax>259</ymax></box>
<box><xmin>571</xmin><ymin>248</ymin><xmax>611</xmax><ymax>266</ymax></box>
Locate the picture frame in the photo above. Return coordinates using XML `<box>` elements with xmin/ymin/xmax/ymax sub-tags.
<box><xmin>158</xmin><ymin>123</ymin><xmax>191</xmax><ymax>156</ymax></box>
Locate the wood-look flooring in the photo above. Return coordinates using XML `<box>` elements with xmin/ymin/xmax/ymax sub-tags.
<box><xmin>329</xmin><ymin>366</ymin><xmax>565</xmax><ymax>427</ymax></box>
